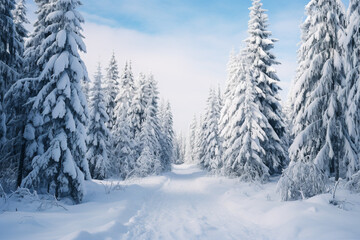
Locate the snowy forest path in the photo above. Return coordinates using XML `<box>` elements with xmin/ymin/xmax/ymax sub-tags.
<box><xmin>3</xmin><ymin>164</ymin><xmax>360</xmax><ymax>240</ymax></box>
<box><xmin>68</xmin><ymin>164</ymin><xmax>268</xmax><ymax>240</ymax></box>
<box><xmin>117</xmin><ymin>164</ymin><xmax>268</xmax><ymax>240</ymax></box>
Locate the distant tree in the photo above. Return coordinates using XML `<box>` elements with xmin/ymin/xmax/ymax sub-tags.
<box><xmin>128</xmin><ymin>72</ymin><xmax>146</xmax><ymax>139</ymax></box>
<box><xmin>159</xmin><ymin>100</ymin><xmax>174</xmax><ymax>171</ymax></box>
<box><xmin>188</xmin><ymin>115</ymin><xmax>199</xmax><ymax>163</ymax></box>
<box><xmin>105</xmin><ymin>53</ymin><xmax>120</xmax><ymax>131</ymax></box>
<box><xmin>173</xmin><ymin>132</ymin><xmax>185</xmax><ymax>165</ymax></box>
<box><xmin>200</xmin><ymin>89</ymin><xmax>222</xmax><ymax>173</ymax></box>
<box><xmin>86</xmin><ymin>64</ymin><xmax>110</xmax><ymax>180</ymax></box>
<box><xmin>134</xmin><ymin>100</ymin><xmax>162</xmax><ymax>177</ymax></box>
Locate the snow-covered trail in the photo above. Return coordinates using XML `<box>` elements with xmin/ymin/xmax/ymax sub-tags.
<box><xmin>121</xmin><ymin>164</ymin><xmax>267</xmax><ymax>240</ymax></box>
<box><xmin>1</xmin><ymin>164</ymin><xmax>360</xmax><ymax>240</ymax></box>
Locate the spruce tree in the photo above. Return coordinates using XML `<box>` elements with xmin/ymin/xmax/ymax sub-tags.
<box><xmin>344</xmin><ymin>0</ymin><xmax>360</xmax><ymax>191</ymax></box>
<box><xmin>219</xmin><ymin>50</ymin><xmax>243</xmax><ymax>171</ymax></box>
<box><xmin>278</xmin><ymin>0</ymin><xmax>351</xmax><ymax>200</ymax></box>
<box><xmin>0</xmin><ymin>0</ymin><xmax>23</xmax><ymax>190</ymax></box>
<box><xmin>134</xmin><ymin>105</ymin><xmax>162</xmax><ymax>177</ymax></box>
<box><xmin>24</xmin><ymin>0</ymin><xmax>52</xmax><ymax>77</ymax></box>
<box><xmin>13</xmin><ymin>0</ymin><xmax>29</xmax><ymax>50</ymax></box>
<box><xmin>86</xmin><ymin>64</ymin><xmax>110</xmax><ymax>180</ymax></box>
<box><xmin>159</xmin><ymin>100</ymin><xmax>174</xmax><ymax>171</ymax></box>
<box><xmin>173</xmin><ymin>132</ymin><xmax>185</xmax><ymax>164</ymax></box>
<box><xmin>245</xmin><ymin>0</ymin><xmax>286</xmax><ymax>174</ymax></box>
<box><xmin>188</xmin><ymin>115</ymin><xmax>199</xmax><ymax>163</ymax></box>
<box><xmin>112</xmin><ymin>62</ymin><xmax>137</xmax><ymax>178</ymax></box>
<box><xmin>144</xmin><ymin>75</ymin><xmax>163</xmax><ymax>170</ymax></box>
<box><xmin>200</xmin><ymin>89</ymin><xmax>222</xmax><ymax>173</ymax></box>
<box><xmin>5</xmin><ymin>0</ymin><xmax>30</xmax><ymax>189</ymax></box>
<box><xmin>105</xmin><ymin>53</ymin><xmax>120</xmax><ymax>130</ymax></box>
<box><xmin>21</xmin><ymin>0</ymin><xmax>90</xmax><ymax>203</ymax></box>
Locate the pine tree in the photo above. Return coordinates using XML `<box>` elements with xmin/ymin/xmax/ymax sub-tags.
<box><xmin>0</xmin><ymin>0</ymin><xmax>24</xmax><ymax>191</ymax></box>
<box><xmin>173</xmin><ymin>132</ymin><xmax>185</xmax><ymax>165</ymax></box>
<box><xmin>112</xmin><ymin>63</ymin><xmax>137</xmax><ymax>178</ymax></box>
<box><xmin>6</xmin><ymin>0</ymin><xmax>30</xmax><ymax>188</ymax></box>
<box><xmin>278</xmin><ymin>0</ymin><xmax>351</xmax><ymax>200</ymax></box>
<box><xmin>245</xmin><ymin>0</ymin><xmax>286</xmax><ymax>174</ymax></box>
<box><xmin>23</xmin><ymin>0</ymin><xmax>52</xmax><ymax>77</ymax></box>
<box><xmin>21</xmin><ymin>0</ymin><xmax>90</xmax><ymax>203</ymax></box>
<box><xmin>221</xmin><ymin>51</ymin><xmax>271</xmax><ymax>181</ymax></box>
<box><xmin>86</xmin><ymin>64</ymin><xmax>110</xmax><ymax>180</ymax></box>
<box><xmin>344</xmin><ymin>0</ymin><xmax>360</xmax><ymax>191</ymax></box>
<box><xmin>127</xmin><ymin>70</ymin><xmax>145</xmax><ymax>140</ymax></box>
<box><xmin>113</xmin><ymin>114</ymin><xmax>136</xmax><ymax>179</ymax></box>
<box><xmin>81</xmin><ymin>77</ymin><xmax>90</xmax><ymax>103</ymax></box>
<box><xmin>219</xmin><ymin>50</ymin><xmax>243</xmax><ymax>171</ymax></box>
<box><xmin>13</xmin><ymin>0</ymin><xmax>29</xmax><ymax>49</ymax></box>
<box><xmin>134</xmin><ymin>100</ymin><xmax>161</xmax><ymax>177</ymax></box>
<box><xmin>188</xmin><ymin>115</ymin><xmax>199</xmax><ymax>163</ymax></box>
<box><xmin>159</xmin><ymin>100</ymin><xmax>174</xmax><ymax>171</ymax></box>
<box><xmin>200</xmin><ymin>89</ymin><xmax>222</xmax><ymax>173</ymax></box>
<box><xmin>105</xmin><ymin>53</ymin><xmax>120</xmax><ymax>131</ymax></box>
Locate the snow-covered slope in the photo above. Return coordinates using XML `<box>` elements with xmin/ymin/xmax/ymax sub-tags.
<box><xmin>1</xmin><ymin>164</ymin><xmax>360</xmax><ymax>240</ymax></box>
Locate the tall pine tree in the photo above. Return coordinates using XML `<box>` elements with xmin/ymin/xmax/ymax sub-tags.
<box><xmin>86</xmin><ymin>64</ymin><xmax>110</xmax><ymax>180</ymax></box>
<box><xmin>200</xmin><ymin>88</ymin><xmax>222</xmax><ymax>173</ymax></box>
<box><xmin>344</xmin><ymin>0</ymin><xmax>360</xmax><ymax>191</ymax></box>
<box><xmin>105</xmin><ymin>53</ymin><xmax>120</xmax><ymax>131</ymax></box>
<box><xmin>21</xmin><ymin>0</ymin><xmax>90</xmax><ymax>203</ymax></box>
<box><xmin>159</xmin><ymin>100</ymin><xmax>174</xmax><ymax>172</ymax></box>
<box><xmin>278</xmin><ymin>0</ymin><xmax>352</xmax><ymax>200</ymax></box>
<box><xmin>0</xmin><ymin>0</ymin><xmax>23</xmax><ymax>190</ymax></box>
<box><xmin>245</xmin><ymin>0</ymin><xmax>286</xmax><ymax>174</ymax></box>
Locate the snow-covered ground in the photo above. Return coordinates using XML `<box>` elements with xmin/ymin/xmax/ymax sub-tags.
<box><xmin>1</xmin><ymin>164</ymin><xmax>360</xmax><ymax>240</ymax></box>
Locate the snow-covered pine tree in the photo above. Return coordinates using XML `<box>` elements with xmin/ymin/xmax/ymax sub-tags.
<box><xmin>219</xmin><ymin>50</ymin><xmax>242</xmax><ymax>171</ymax></box>
<box><xmin>4</xmin><ymin>0</ymin><xmax>30</xmax><ymax>189</ymax></box>
<box><xmin>278</xmin><ymin>0</ymin><xmax>352</xmax><ymax>200</ymax></box>
<box><xmin>229</xmin><ymin>67</ymin><xmax>270</xmax><ymax>182</ymax></box>
<box><xmin>200</xmin><ymin>88</ymin><xmax>222</xmax><ymax>173</ymax></box>
<box><xmin>13</xmin><ymin>0</ymin><xmax>29</xmax><ymax>53</ymax></box>
<box><xmin>344</xmin><ymin>0</ymin><xmax>360</xmax><ymax>191</ymax></box>
<box><xmin>111</xmin><ymin>63</ymin><xmax>137</xmax><ymax>178</ymax></box>
<box><xmin>134</xmin><ymin>99</ymin><xmax>162</xmax><ymax>177</ymax></box>
<box><xmin>105</xmin><ymin>53</ymin><xmax>120</xmax><ymax>131</ymax></box>
<box><xmin>159</xmin><ymin>100</ymin><xmax>174</xmax><ymax>171</ymax></box>
<box><xmin>196</xmin><ymin>114</ymin><xmax>207</xmax><ymax>167</ymax></box>
<box><xmin>23</xmin><ymin>0</ymin><xmax>52</xmax><ymax>77</ymax></box>
<box><xmin>142</xmin><ymin>74</ymin><xmax>164</xmax><ymax>170</ymax></box>
<box><xmin>113</xmin><ymin>112</ymin><xmax>136</xmax><ymax>179</ymax></box>
<box><xmin>245</xmin><ymin>0</ymin><xmax>286</xmax><ymax>174</ymax></box>
<box><xmin>127</xmin><ymin>70</ymin><xmax>146</xmax><ymax>141</ymax></box>
<box><xmin>86</xmin><ymin>64</ymin><xmax>110</xmax><ymax>180</ymax></box>
<box><xmin>81</xmin><ymin>76</ymin><xmax>90</xmax><ymax>103</ymax></box>
<box><xmin>173</xmin><ymin>132</ymin><xmax>185</xmax><ymax>164</ymax></box>
<box><xmin>21</xmin><ymin>0</ymin><xmax>90</xmax><ymax>203</ymax></box>
<box><xmin>221</xmin><ymin>50</ymin><xmax>271</xmax><ymax>181</ymax></box>
<box><xmin>188</xmin><ymin>115</ymin><xmax>199</xmax><ymax>163</ymax></box>
<box><xmin>0</xmin><ymin>0</ymin><xmax>24</xmax><ymax>190</ymax></box>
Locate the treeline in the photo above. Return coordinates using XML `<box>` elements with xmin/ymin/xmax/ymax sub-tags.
<box><xmin>86</xmin><ymin>59</ymin><xmax>174</xmax><ymax>180</ymax></box>
<box><xmin>0</xmin><ymin>0</ymin><xmax>175</xmax><ymax>203</ymax></box>
<box><xmin>187</xmin><ymin>0</ymin><xmax>360</xmax><ymax>200</ymax></box>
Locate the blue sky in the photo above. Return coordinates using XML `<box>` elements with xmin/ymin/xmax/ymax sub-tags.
<box><xmin>26</xmin><ymin>0</ymin><xmax>350</xmax><ymax>132</ymax></box>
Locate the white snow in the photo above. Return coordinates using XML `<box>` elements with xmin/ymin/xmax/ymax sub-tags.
<box><xmin>1</xmin><ymin>164</ymin><xmax>360</xmax><ymax>240</ymax></box>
